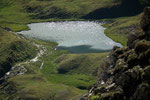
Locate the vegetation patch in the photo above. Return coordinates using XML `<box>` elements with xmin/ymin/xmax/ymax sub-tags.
<box><xmin>0</xmin><ymin>38</ymin><xmax>109</xmax><ymax>99</ymax></box>
<box><xmin>102</xmin><ymin>15</ymin><xmax>141</xmax><ymax>45</ymax></box>
<box><xmin>0</xmin><ymin>28</ymin><xmax>37</xmax><ymax>78</ymax></box>
<box><xmin>55</xmin><ymin>53</ymin><xmax>108</xmax><ymax>76</ymax></box>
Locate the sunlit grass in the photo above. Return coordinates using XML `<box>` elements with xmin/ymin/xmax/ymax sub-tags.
<box><xmin>0</xmin><ymin>0</ymin><xmax>119</xmax><ymax>31</ymax></box>
<box><xmin>102</xmin><ymin>15</ymin><xmax>141</xmax><ymax>45</ymax></box>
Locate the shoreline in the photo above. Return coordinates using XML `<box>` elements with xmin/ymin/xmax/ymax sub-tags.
<box><xmin>17</xmin><ymin>21</ymin><xmax>122</xmax><ymax>54</ymax></box>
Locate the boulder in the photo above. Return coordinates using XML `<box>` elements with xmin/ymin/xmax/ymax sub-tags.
<box><xmin>132</xmin><ymin>83</ymin><xmax>150</xmax><ymax>100</ymax></box>
<box><xmin>99</xmin><ymin>88</ymin><xmax>124</xmax><ymax>100</ymax></box>
<box><xmin>127</xmin><ymin>33</ymin><xmax>138</xmax><ymax>49</ymax></box>
<box><xmin>140</xmin><ymin>7</ymin><xmax>150</xmax><ymax>39</ymax></box>
<box><xmin>141</xmin><ymin>66</ymin><xmax>150</xmax><ymax>83</ymax></box>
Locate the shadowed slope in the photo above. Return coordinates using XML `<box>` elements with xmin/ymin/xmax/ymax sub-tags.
<box><xmin>82</xmin><ymin>0</ymin><xmax>144</xmax><ymax>19</ymax></box>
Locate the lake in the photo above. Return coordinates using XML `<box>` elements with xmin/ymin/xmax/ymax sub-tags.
<box><xmin>18</xmin><ymin>21</ymin><xmax>121</xmax><ymax>53</ymax></box>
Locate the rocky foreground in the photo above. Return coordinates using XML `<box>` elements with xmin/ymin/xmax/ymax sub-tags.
<box><xmin>82</xmin><ymin>7</ymin><xmax>150</xmax><ymax>100</ymax></box>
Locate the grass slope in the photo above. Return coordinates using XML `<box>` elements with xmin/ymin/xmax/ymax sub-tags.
<box><xmin>0</xmin><ymin>0</ymin><xmax>143</xmax><ymax>45</ymax></box>
<box><xmin>102</xmin><ymin>15</ymin><xmax>141</xmax><ymax>45</ymax></box>
<box><xmin>55</xmin><ymin>53</ymin><xmax>108</xmax><ymax>76</ymax></box>
<box><xmin>0</xmin><ymin>39</ymin><xmax>108</xmax><ymax>99</ymax></box>
<box><xmin>0</xmin><ymin>0</ymin><xmax>143</xmax><ymax>46</ymax></box>
<box><xmin>0</xmin><ymin>28</ymin><xmax>36</xmax><ymax>78</ymax></box>
<box><xmin>0</xmin><ymin>0</ymin><xmax>120</xmax><ymax>31</ymax></box>
<box><xmin>0</xmin><ymin>0</ymin><xmax>111</xmax><ymax>99</ymax></box>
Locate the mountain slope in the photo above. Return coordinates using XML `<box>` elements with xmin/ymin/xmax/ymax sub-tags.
<box><xmin>103</xmin><ymin>15</ymin><xmax>141</xmax><ymax>45</ymax></box>
<box><xmin>0</xmin><ymin>0</ymin><xmax>150</xmax><ymax>99</ymax></box>
<box><xmin>0</xmin><ymin>0</ymin><xmax>148</xmax><ymax>31</ymax></box>
<box><xmin>0</xmin><ymin>27</ymin><xmax>37</xmax><ymax>81</ymax></box>
<box><xmin>84</xmin><ymin>7</ymin><xmax>150</xmax><ymax>100</ymax></box>
<box><xmin>82</xmin><ymin>0</ymin><xmax>144</xmax><ymax>19</ymax></box>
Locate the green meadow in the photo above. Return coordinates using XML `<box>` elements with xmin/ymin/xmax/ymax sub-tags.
<box><xmin>0</xmin><ymin>37</ymin><xmax>108</xmax><ymax>99</ymax></box>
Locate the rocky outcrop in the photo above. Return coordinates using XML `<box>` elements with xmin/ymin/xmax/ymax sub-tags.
<box><xmin>83</xmin><ymin>7</ymin><xmax>150</xmax><ymax>100</ymax></box>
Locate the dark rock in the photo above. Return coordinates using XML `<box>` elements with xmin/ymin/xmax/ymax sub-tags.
<box><xmin>87</xmin><ymin>7</ymin><xmax>150</xmax><ymax>100</ymax></box>
<box><xmin>88</xmin><ymin>83</ymin><xmax>98</xmax><ymax>91</ymax></box>
<box><xmin>0</xmin><ymin>61</ymin><xmax>12</xmax><ymax>78</ymax></box>
<box><xmin>126</xmin><ymin>50</ymin><xmax>138</xmax><ymax>68</ymax></box>
<box><xmin>134</xmin><ymin>40</ymin><xmax>150</xmax><ymax>66</ymax></box>
<box><xmin>114</xmin><ymin>59</ymin><xmax>127</xmax><ymax>74</ymax></box>
<box><xmin>132</xmin><ymin>83</ymin><xmax>150</xmax><ymax>100</ymax></box>
<box><xmin>141</xmin><ymin>7</ymin><xmax>150</xmax><ymax>31</ymax></box>
<box><xmin>141</xmin><ymin>66</ymin><xmax>150</xmax><ymax>83</ymax></box>
<box><xmin>112</xmin><ymin>46</ymin><xmax>120</xmax><ymax>51</ymax></box>
<box><xmin>99</xmin><ymin>88</ymin><xmax>124</xmax><ymax>100</ymax></box>
<box><xmin>0</xmin><ymin>81</ymin><xmax>17</xmax><ymax>95</ymax></box>
<box><xmin>101</xmin><ymin>70</ymin><xmax>110</xmax><ymax>82</ymax></box>
<box><xmin>141</xmin><ymin>7</ymin><xmax>150</xmax><ymax>39</ymax></box>
<box><xmin>127</xmin><ymin>33</ymin><xmax>138</xmax><ymax>49</ymax></box>
<box><xmin>134</xmin><ymin>40</ymin><xmax>150</xmax><ymax>54</ymax></box>
<box><xmin>94</xmin><ymin>85</ymin><xmax>107</xmax><ymax>94</ymax></box>
<box><xmin>109</xmin><ymin>47</ymin><xmax>128</xmax><ymax>68</ymax></box>
<box><xmin>116</xmin><ymin>67</ymin><xmax>142</xmax><ymax>98</ymax></box>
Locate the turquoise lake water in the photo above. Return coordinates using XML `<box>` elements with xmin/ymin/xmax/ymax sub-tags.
<box><xmin>18</xmin><ymin>21</ymin><xmax>121</xmax><ymax>53</ymax></box>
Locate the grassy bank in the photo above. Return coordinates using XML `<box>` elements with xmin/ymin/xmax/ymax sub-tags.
<box><xmin>0</xmin><ymin>28</ymin><xmax>37</xmax><ymax>78</ymax></box>
<box><xmin>102</xmin><ymin>15</ymin><xmax>141</xmax><ymax>45</ymax></box>
<box><xmin>0</xmin><ymin>38</ymin><xmax>108</xmax><ymax>99</ymax></box>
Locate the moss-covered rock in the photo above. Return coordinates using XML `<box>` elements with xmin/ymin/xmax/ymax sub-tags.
<box><xmin>94</xmin><ymin>85</ymin><xmax>107</xmax><ymax>95</ymax></box>
<box><xmin>114</xmin><ymin>47</ymin><xmax>127</xmax><ymax>55</ymax></box>
<box><xmin>114</xmin><ymin>59</ymin><xmax>127</xmax><ymax>73</ymax></box>
<box><xmin>132</xmin><ymin>83</ymin><xmax>150</xmax><ymax>100</ymax></box>
<box><xmin>127</xmin><ymin>50</ymin><xmax>138</xmax><ymax>67</ymax></box>
<box><xmin>132</xmin><ymin>65</ymin><xmax>143</xmax><ymax>80</ymax></box>
<box><xmin>116</xmin><ymin>66</ymin><xmax>142</xmax><ymax>98</ymax></box>
<box><xmin>139</xmin><ymin>7</ymin><xmax>150</xmax><ymax>40</ymax></box>
<box><xmin>86</xmin><ymin>6</ymin><xmax>150</xmax><ymax>100</ymax></box>
<box><xmin>141</xmin><ymin>66</ymin><xmax>150</xmax><ymax>83</ymax></box>
<box><xmin>127</xmin><ymin>33</ymin><xmax>138</xmax><ymax>49</ymax></box>
<box><xmin>134</xmin><ymin>40</ymin><xmax>150</xmax><ymax>54</ymax></box>
<box><xmin>145</xmin><ymin>49</ymin><xmax>150</xmax><ymax>59</ymax></box>
<box><xmin>133</xmin><ymin>40</ymin><xmax>150</xmax><ymax>66</ymax></box>
<box><xmin>91</xmin><ymin>95</ymin><xmax>99</xmax><ymax>100</ymax></box>
<box><xmin>99</xmin><ymin>89</ymin><xmax>124</xmax><ymax>100</ymax></box>
<box><xmin>141</xmin><ymin>7</ymin><xmax>150</xmax><ymax>31</ymax></box>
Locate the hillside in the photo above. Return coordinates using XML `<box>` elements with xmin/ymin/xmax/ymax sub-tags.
<box><xmin>0</xmin><ymin>0</ymin><xmax>150</xmax><ymax>99</ymax></box>
<box><xmin>0</xmin><ymin>27</ymin><xmax>37</xmax><ymax>79</ymax></box>
<box><xmin>0</xmin><ymin>0</ymin><xmax>119</xmax><ymax>31</ymax></box>
<box><xmin>102</xmin><ymin>15</ymin><xmax>141</xmax><ymax>45</ymax></box>
<box><xmin>0</xmin><ymin>36</ymin><xmax>109</xmax><ymax>99</ymax></box>
<box><xmin>83</xmin><ymin>7</ymin><xmax>150</xmax><ymax>100</ymax></box>
<box><xmin>0</xmin><ymin>0</ymin><xmax>148</xmax><ymax>45</ymax></box>
<box><xmin>0</xmin><ymin>0</ymin><xmax>148</xmax><ymax>31</ymax></box>
<box><xmin>82</xmin><ymin>0</ymin><xmax>143</xmax><ymax>19</ymax></box>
